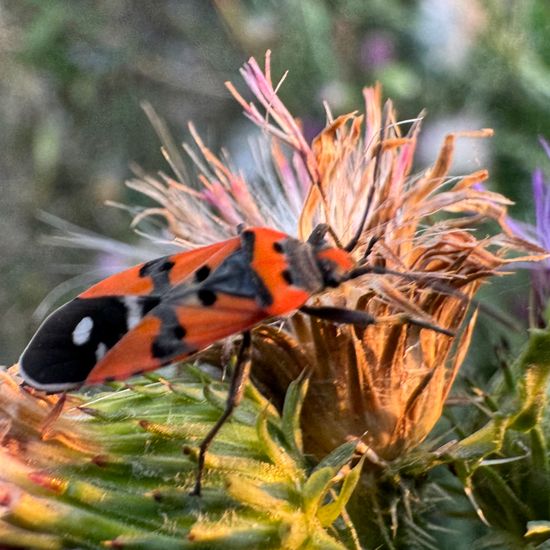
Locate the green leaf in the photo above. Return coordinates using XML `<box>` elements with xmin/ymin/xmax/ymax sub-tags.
<box><xmin>530</xmin><ymin>426</ymin><xmax>549</xmax><ymax>472</ymax></box>
<box><xmin>281</xmin><ymin>369</ymin><xmax>309</xmax><ymax>457</ymax></box>
<box><xmin>256</xmin><ymin>409</ymin><xmax>303</xmax><ymax>482</ymax></box>
<box><xmin>318</xmin><ymin>455</ymin><xmax>365</xmax><ymax>527</ymax></box>
<box><xmin>314</xmin><ymin>440</ymin><xmax>358</xmax><ymax>472</ymax></box>
<box><xmin>473</xmin><ymin>465</ymin><xmax>533</xmax><ymax>533</ymax></box>
<box><xmin>305</xmin><ymin>529</ymin><xmax>349</xmax><ymax>550</ymax></box>
<box><xmin>446</xmin><ymin>416</ymin><xmax>508</xmax><ymax>462</ymax></box>
<box><xmin>302</xmin><ymin>467</ymin><xmax>336</xmax><ymax>519</ymax></box>
<box><xmin>510</xmin><ymin>329</ymin><xmax>550</xmax><ymax>431</ymax></box>
<box><xmin>472</xmin><ymin>531</ymin><xmax>531</xmax><ymax>550</ymax></box>
<box><xmin>0</xmin><ymin>520</ymin><xmax>62</xmax><ymax>550</ymax></box>
<box><xmin>225</xmin><ymin>475</ymin><xmax>295</xmax><ymax>516</ymax></box>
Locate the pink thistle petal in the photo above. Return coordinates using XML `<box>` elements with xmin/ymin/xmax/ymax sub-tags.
<box><xmin>200</xmin><ymin>183</ymin><xmax>242</xmax><ymax>227</ymax></box>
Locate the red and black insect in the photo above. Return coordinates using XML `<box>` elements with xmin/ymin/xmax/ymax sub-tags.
<box><xmin>19</xmin><ymin>223</ymin><xmax>452</xmax><ymax>494</ymax></box>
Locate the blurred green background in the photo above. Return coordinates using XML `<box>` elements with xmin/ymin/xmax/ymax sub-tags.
<box><xmin>2</xmin><ymin>0</ymin><xmax>550</xmax><ymax>368</ymax></box>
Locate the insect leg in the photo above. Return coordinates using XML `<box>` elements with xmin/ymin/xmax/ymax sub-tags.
<box><xmin>301</xmin><ymin>305</ymin><xmax>454</xmax><ymax>336</ymax></box>
<box><xmin>306</xmin><ymin>223</ymin><xmax>330</xmax><ymax>246</ymax></box>
<box><xmin>190</xmin><ymin>330</ymin><xmax>252</xmax><ymax>496</ymax></box>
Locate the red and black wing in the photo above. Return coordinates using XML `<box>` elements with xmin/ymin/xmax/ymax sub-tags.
<box><xmin>19</xmin><ymin>226</ymin><xmax>323</xmax><ymax>392</ymax></box>
<box><xmin>85</xmin><ymin>292</ymin><xmax>266</xmax><ymax>384</ymax></box>
<box><xmin>18</xmin><ymin>238</ymin><xmax>241</xmax><ymax>391</ymax></box>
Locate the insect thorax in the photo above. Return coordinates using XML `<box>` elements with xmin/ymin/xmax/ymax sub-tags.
<box><xmin>283</xmin><ymin>238</ymin><xmax>329</xmax><ymax>294</ymax></box>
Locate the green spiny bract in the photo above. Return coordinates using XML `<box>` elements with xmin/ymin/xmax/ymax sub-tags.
<box><xmin>0</xmin><ymin>366</ymin><xmax>362</xmax><ymax>549</ymax></box>
<box><xmin>428</xmin><ymin>329</ymin><xmax>550</xmax><ymax>549</ymax></box>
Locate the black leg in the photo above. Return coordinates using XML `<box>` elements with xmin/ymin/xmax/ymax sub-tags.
<box><xmin>399</xmin><ymin>315</ymin><xmax>454</xmax><ymax>336</ymax></box>
<box><xmin>190</xmin><ymin>331</ymin><xmax>252</xmax><ymax>496</ymax></box>
<box><xmin>301</xmin><ymin>304</ymin><xmax>454</xmax><ymax>336</ymax></box>
<box><xmin>306</xmin><ymin>223</ymin><xmax>329</xmax><ymax>246</ymax></box>
<box><xmin>361</xmin><ymin>235</ymin><xmax>379</xmax><ymax>261</ymax></box>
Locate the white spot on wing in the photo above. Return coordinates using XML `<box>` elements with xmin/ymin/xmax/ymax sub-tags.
<box><xmin>72</xmin><ymin>316</ymin><xmax>93</xmax><ymax>346</ymax></box>
<box><xmin>123</xmin><ymin>297</ymin><xmax>143</xmax><ymax>330</ymax></box>
<box><xmin>95</xmin><ymin>342</ymin><xmax>108</xmax><ymax>361</ymax></box>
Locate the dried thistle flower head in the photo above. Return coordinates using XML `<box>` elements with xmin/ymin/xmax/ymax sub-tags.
<box><xmin>100</xmin><ymin>54</ymin><xmax>547</xmax><ymax>463</ymax></box>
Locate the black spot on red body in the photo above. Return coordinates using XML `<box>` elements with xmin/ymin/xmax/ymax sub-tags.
<box><xmin>151</xmin><ymin>335</ymin><xmax>193</xmax><ymax>360</ymax></box>
<box><xmin>240</xmin><ymin>230</ymin><xmax>255</xmax><ymax>260</ymax></box>
<box><xmin>198</xmin><ymin>289</ymin><xmax>217</xmax><ymax>306</ymax></box>
<box><xmin>234</xmin><ymin>229</ymin><xmax>273</xmax><ymax>308</ymax></box>
<box><xmin>139</xmin><ymin>258</ymin><xmax>174</xmax><ymax>275</ymax></box>
<box><xmin>282</xmin><ymin>270</ymin><xmax>293</xmax><ymax>285</ymax></box>
<box><xmin>173</xmin><ymin>324</ymin><xmax>186</xmax><ymax>339</ymax></box>
<box><xmin>151</xmin><ymin>341</ymin><xmax>165</xmax><ymax>359</ymax></box>
<box><xmin>141</xmin><ymin>296</ymin><xmax>161</xmax><ymax>314</ymax></box>
<box><xmin>139</xmin><ymin>256</ymin><xmax>175</xmax><ymax>293</ymax></box>
<box><xmin>195</xmin><ymin>265</ymin><xmax>211</xmax><ymax>282</ymax></box>
<box><xmin>273</xmin><ymin>241</ymin><xmax>284</xmax><ymax>253</ymax></box>
<box><xmin>150</xmin><ymin>306</ymin><xmax>193</xmax><ymax>361</ymax></box>
<box><xmin>250</xmin><ymin>271</ymin><xmax>273</xmax><ymax>308</ymax></box>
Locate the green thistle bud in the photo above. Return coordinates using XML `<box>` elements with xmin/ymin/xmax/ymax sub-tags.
<box><xmin>0</xmin><ymin>367</ymin><xmax>361</xmax><ymax>549</ymax></box>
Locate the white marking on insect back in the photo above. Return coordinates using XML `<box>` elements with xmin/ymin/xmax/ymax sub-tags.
<box><xmin>72</xmin><ymin>316</ymin><xmax>94</xmax><ymax>346</ymax></box>
<box><xmin>123</xmin><ymin>297</ymin><xmax>142</xmax><ymax>330</ymax></box>
<box><xmin>95</xmin><ymin>342</ymin><xmax>108</xmax><ymax>362</ymax></box>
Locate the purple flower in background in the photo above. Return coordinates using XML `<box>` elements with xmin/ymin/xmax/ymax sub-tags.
<box><xmin>359</xmin><ymin>31</ymin><xmax>396</xmax><ymax>70</ymax></box>
<box><xmin>507</xmin><ymin>138</ymin><xmax>550</xmax><ymax>327</ymax></box>
<box><xmin>529</xmin><ymin>140</ymin><xmax>550</xmax><ymax>327</ymax></box>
